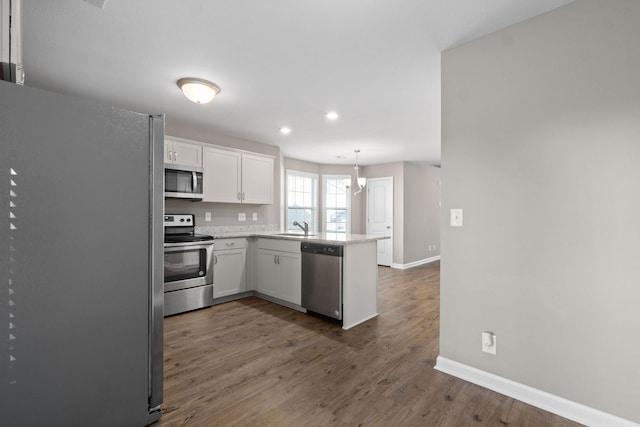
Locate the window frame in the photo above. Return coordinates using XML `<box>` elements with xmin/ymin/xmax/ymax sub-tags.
<box><xmin>285</xmin><ymin>169</ymin><xmax>319</xmax><ymax>233</ymax></box>
<box><xmin>322</xmin><ymin>174</ymin><xmax>351</xmax><ymax>235</ymax></box>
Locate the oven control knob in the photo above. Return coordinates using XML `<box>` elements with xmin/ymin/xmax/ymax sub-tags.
<box><xmin>180</xmin><ymin>218</ymin><xmax>184</xmax><ymax>222</ymax></box>
<box><xmin>187</xmin><ymin>218</ymin><xmax>191</xmax><ymax>222</ymax></box>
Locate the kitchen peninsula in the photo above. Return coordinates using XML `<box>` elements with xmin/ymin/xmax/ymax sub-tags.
<box><xmin>205</xmin><ymin>230</ymin><xmax>388</xmax><ymax>330</ymax></box>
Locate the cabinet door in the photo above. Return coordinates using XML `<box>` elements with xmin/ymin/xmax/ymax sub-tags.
<box><xmin>213</xmin><ymin>248</ymin><xmax>247</xmax><ymax>298</ymax></box>
<box><xmin>203</xmin><ymin>147</ymin><xmax>241</xmax><ymax>203</ymax></box>
<box><xmin>278</xmin><ymin>252</ymin><xmax>301</xmax><ymax>305</ymax></box>
<box><xmin>171</xmin><ymin>140</ymin><xmax>202</xmax><ymax>168</ymax></box>
<box><xmin>241</xmin><ymin>153</ymin><xmax>273</xmax><ymax>204</ymax></box>
<box><xmin>256</xmin><ymin>250</ymin><xmax>279</xmax><ymax>298</ymax></box>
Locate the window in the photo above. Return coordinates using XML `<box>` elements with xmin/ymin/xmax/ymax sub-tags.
<box><xmin>286</xmin><ymin>170</ymin><xmax>318</xmax><ymax>232</ymax></box>
<box><xmin>323</xmin><ymin>175</ymin><xmax>350</xmax><ymax>234</ymax></box>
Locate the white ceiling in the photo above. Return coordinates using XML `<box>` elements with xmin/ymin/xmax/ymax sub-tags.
<box><xmin>22</xmin><ymin>0</ymin><xmax>573</xmax><ymax>166</ymax></box>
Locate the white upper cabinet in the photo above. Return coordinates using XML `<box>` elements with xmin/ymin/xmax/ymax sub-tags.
<box><xmin>241</xmin><ymin>153</ymin><xmax>273</xmax><ymax>204</ymax></box>
<box><xmin>165</xmin><ymin>137</ymin><xmax>202</xmax><ymax>168</ymax></box>
<box><xmin>203</xmin><ymin>147</ymin><xmax>273</xmax><ymax>204</ymax></box>
<box><xmin>203</xmin><ymin>147</ymin><xmax>241</xmax><ymax>203</ymax></box>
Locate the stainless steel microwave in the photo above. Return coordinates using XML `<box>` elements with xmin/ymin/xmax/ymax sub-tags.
<box><xmin>164</xmin><ymin>166</ymin><xmax>203</xmax><ymax>200</ymax></box>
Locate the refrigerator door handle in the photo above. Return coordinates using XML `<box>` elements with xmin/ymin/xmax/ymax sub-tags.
<box><xmin>148</xmin><ymin>114</ymin><xmax>165</xmax><ymax>420</ymax></box>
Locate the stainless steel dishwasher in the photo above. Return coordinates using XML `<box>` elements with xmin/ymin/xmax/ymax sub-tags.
<box><xmin>301</xmin><ymin>242</ymin><xmax>344</xmax><ymax>320</ymax></box>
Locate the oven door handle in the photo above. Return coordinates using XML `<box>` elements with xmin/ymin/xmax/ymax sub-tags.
<box><xmin>164</xmin><ymin>242</ymin><xmax>214</xmax><ymax>251</ymax></box>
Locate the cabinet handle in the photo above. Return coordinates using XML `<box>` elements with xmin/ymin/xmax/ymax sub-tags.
<box><xmin>238</xmin><ymin>192</ymin><xmax>241</xmax><ymax>201</ymax></box>
<box><xmin>214</xmin><ymin>255</ymin><xmax>217</xmax><ymax>264</ymax></box>
<box><xmin>174</xmin><ymin>151</ymin><xmax>177</xmax><ymax>162</ymax></box>
<box><xmin>226</xmin><ymin>242</ymin><xmax>235</xmax><ymax>247</ymax></box>
<box><xmin>242</xmin><ymin>192</ymin><xmax>245</xmax><ymax>201</ymax></box>
<box><xmin>277</xmin><ymin>255</ymin><xmax>280</xmax><ymax>264</ymax></box>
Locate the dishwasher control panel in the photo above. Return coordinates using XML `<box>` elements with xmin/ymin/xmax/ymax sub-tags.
<box><xmin>300</xmin><ymin>242</ymin><xmax>344</xmax><ymax>256</ymax></box>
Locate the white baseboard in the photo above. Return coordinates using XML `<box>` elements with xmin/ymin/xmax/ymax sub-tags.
<box><xmin>434</xmin><ymin>356</ymin><xmax>639</xmax><ymax>427</ymax></box>
<box><xmin>391</xmin><ymin>255</ymin><xmax>440</xmax><ymax>270</ymax></box>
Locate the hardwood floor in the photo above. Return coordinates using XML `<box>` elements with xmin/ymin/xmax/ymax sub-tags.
<box><xmin>159</xmin><ymin>262</ymin><xmax>582</xmax><ymax>427</ymax></box>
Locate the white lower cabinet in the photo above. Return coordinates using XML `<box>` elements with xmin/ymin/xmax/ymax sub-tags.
<box><xmin>256</xmin><ymin>250</ymin><xmax>280</xmax><ymax>298</ymax></box>
<box><xmin>213</xmin><ymin>239</ymin><xmax>247</xmax><ymax>298</ymax></box>
<box><xmin>278</xmin><ymin>253</ymin><xmax>301</xmax><ymax>305</ymax></box>
<box><xmin>256</xmin><ymin>239</ymin><xmax>301</xmax><ymax>305</ymax></box>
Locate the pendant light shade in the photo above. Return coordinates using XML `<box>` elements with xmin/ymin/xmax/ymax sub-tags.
<box><xmin>177</xmin><ymin>78</ymin><xmax>220</xmax><ymax>104</ymax></box>
<box><xmin>352</xmin><ymin>150</ymin><xmax>366</xmax><ymax>197</ymax></box>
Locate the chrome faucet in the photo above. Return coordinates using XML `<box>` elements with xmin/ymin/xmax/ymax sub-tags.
<box><xmin>292</xmin><ymin>221</ymin><xmax>309</xmax><ymax>235</ymax></box>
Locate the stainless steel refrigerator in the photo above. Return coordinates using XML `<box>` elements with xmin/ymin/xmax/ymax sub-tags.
<box><xmin>0</xmin><ymin>80</ymin><xmax>164</xmax><ymax>426</ymax></box>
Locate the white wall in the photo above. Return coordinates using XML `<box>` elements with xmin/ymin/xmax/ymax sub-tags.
<box><xmin>441</xmin><ymin>0</ymin><xmax>640</xmax><ymax>423</ymax></box>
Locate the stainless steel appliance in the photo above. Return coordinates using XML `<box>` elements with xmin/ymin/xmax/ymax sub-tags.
<box><xmin>164</xmin><ymin>166</ymin><xmax>203</xmax><ymax>200</ymax></box>
<box><xmin>164</xmin><ymin>214</ymin><xmax>214</xmax><ymax>316</ymax></box>
<box><xmin>0</xmin><ymin>80</ymin><xmax>164</xmax><ymax>426</ymax></box>
<box><xmin>301</xmin><ymin>242</ymin><xmax>344</xmax><ymax>321</ymax></box>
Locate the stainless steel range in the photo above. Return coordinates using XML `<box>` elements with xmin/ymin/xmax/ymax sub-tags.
<box><xmin>164</xmin><ymin>214</ymin><xmax>214</xmax><ymax>316</ymax></box>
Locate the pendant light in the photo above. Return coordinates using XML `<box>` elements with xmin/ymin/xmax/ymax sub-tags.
<box><xmin>177</xmin><ymin>78</ymin><xmax>221</xmax><ymax>104</ymax></box>
<box><xmin>351</xmin><ymin>150</ymin><xmax>366</xmax><ymax>197</ymax></box>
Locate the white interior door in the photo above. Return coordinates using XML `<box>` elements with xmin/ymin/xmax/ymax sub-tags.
<box><xmin>366</xmin><ymin>177</ymin><xmax>393</xmax><ymax>266</ymax></box>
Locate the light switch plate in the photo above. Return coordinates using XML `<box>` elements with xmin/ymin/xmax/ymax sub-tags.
<box><xmin>450</xmin><ymin>209</ymin><xmax>463</xmax><ymax>227</ymax></box>
<box><xmin>252</xmin><ymin>212</ymin><xmax>258</xmax><ymax>221</ymax></box>
<box><xmin>205</xmin><ymin>212</ymin><xmax>212</xmax><ymax>222</ymax></box>
<box><xmin>238</xmin><ymin>213</ymin><xmax>246</xmax><ymax>222</ymax></box>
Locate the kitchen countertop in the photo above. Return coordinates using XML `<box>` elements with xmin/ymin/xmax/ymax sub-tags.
<box><xmin>212</xmin><ymin>231</ymin><xmax>389</xmax><ymax>245</ymax></box>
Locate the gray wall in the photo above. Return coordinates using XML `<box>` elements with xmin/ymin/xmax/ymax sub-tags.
<box><xmin>363</xmin><ymin>162</ymin><xmax>441</xmax><ymax>266</ymax></box>
<box><xmin>163</xmin><ymin>125</ymin><xmax>281</xmax><ymax>228</ymax></box>
<box><xmin>404</xmin><ymin>163</ymin><xmax>440</xmax><ymax>264</ymax></box>
<box><xmin>440</xmin><ymin>0</ymin><xmax>640</xmax><ymax>423</ymax></box>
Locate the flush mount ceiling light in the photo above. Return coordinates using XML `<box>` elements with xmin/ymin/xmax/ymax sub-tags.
<box><xmin>280</xmin><ymin>126</ymin><xmax>292</xmax><ymax>135</ymax></box>
<box><xmin>344</xmin><ymin>149</ymin><xmax>366</xmax><ymax>197</ymax></box>
<box><xmin>177</xmin><ymin>78</ymin><xmax>220</xmax><ymax>104</ymax></box>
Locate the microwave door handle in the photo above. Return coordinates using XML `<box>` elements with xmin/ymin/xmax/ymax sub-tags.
<box><xmin>192</xmin><ymin>171</ymin><xmax>197</xmax><ymax>192</ymax></box>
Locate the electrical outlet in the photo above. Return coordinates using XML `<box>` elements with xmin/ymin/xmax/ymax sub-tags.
<box><xmin>238</xmin><ymin>213</ymin><xmax>246</xmax><ymax>222</ymax></box>
<box><xmin>252</xmin><ymin>212</ymin><xmax>258</xmax><ymax>221</ymax></box>
<box><xmin>482</xmin><ymin>331</ymin><xmax>496</xmax><ymax>355</ymax></box>
<box><xmin>205</xmin><ymin>212</ymin><xmax>212</xmax><ymax>222</ymax></box>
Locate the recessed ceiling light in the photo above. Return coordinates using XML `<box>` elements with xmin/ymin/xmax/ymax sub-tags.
<box><xmin>280</xmin><ymin>126</ymin><xmax>291</xmax><ymax>135</ymax></box>
<box><xmin>326</xmin><ymin>111</ymin><xmax>339</xmax><ymax>120</ymax></box>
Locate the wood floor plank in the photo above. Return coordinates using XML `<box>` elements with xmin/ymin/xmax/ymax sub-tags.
<box><xmin>158</xmin><ymin>262</ymin><xmax>584</xmax><ymax>426</ymax></box>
